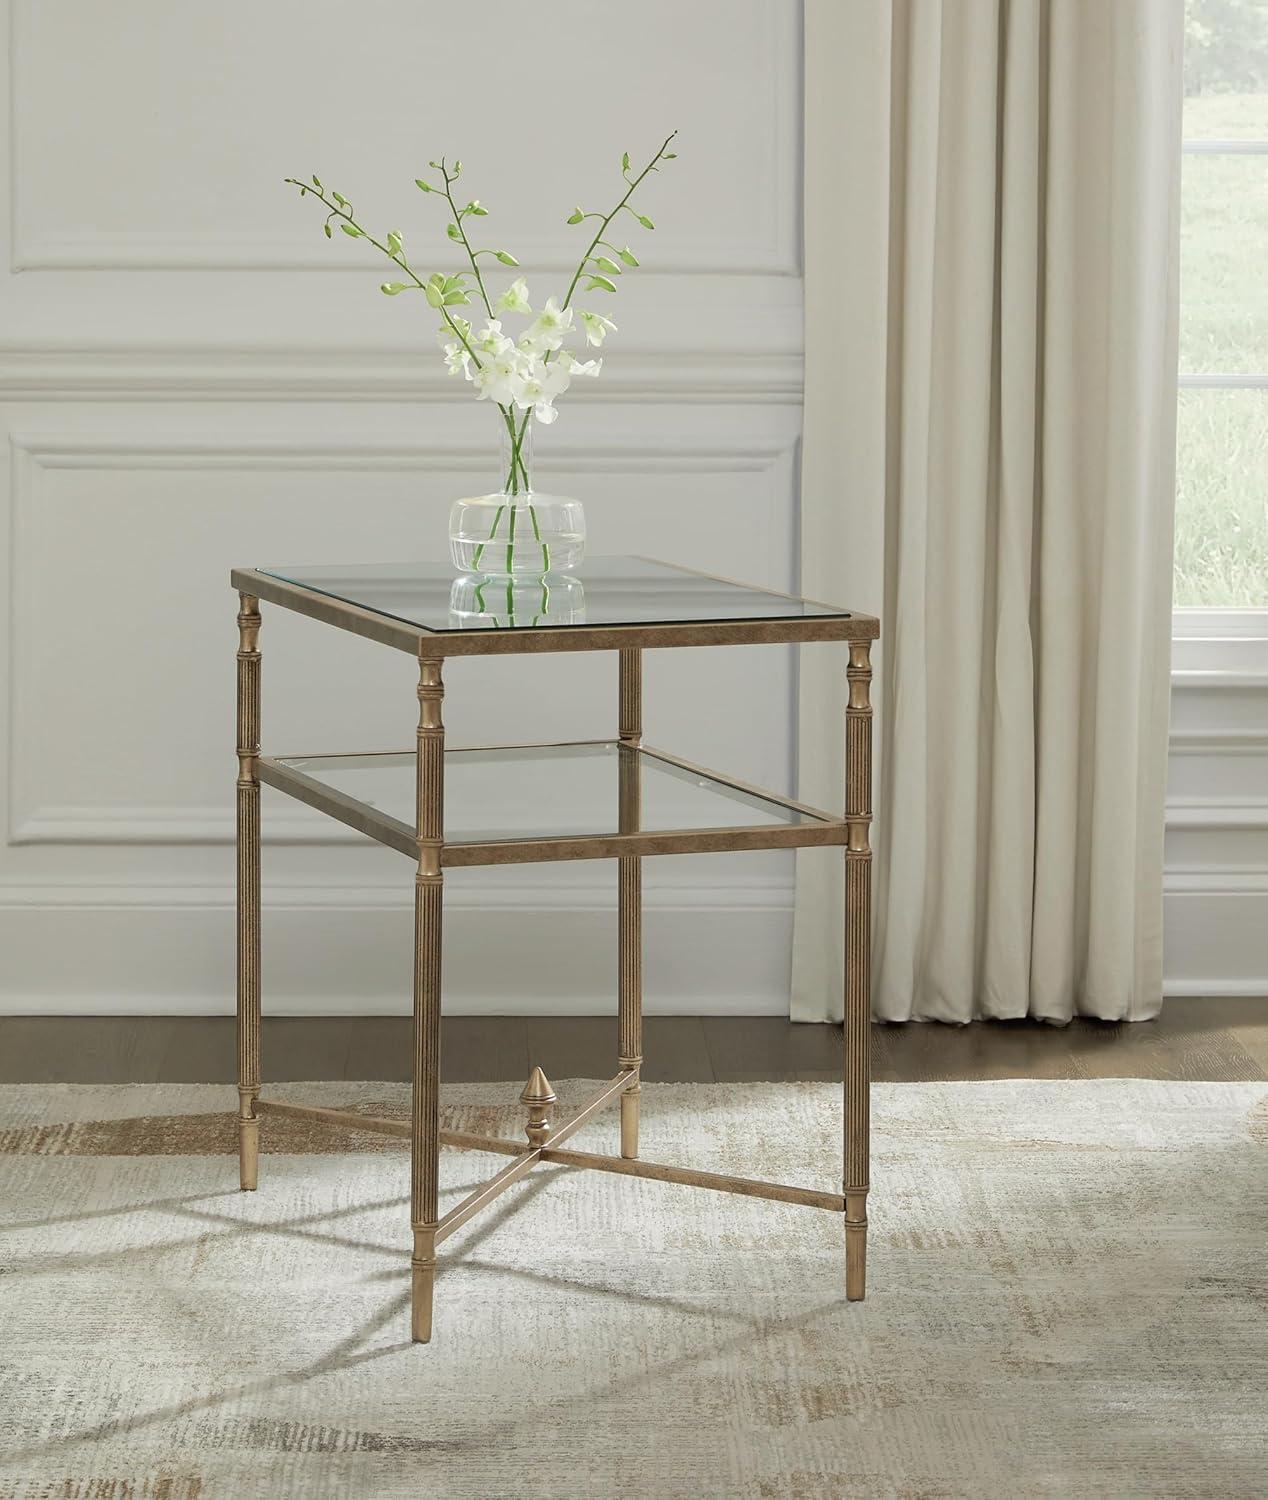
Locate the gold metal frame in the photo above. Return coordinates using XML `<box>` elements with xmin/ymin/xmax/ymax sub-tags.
<box><xmin>233</xmin><ymin>569</ymin><xmax>876</xmax><ymax>1342</ymax></box>
<box><xmin>254</xmin><ymin>742</ymin><xmax>850</xmax><ymax>865</ymax></box>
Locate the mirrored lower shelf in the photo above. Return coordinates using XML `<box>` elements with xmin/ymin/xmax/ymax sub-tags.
<box><xmin>255</xmin><ymin>742</ymin><xmax>848</xmax><ymax>866</ymax></box>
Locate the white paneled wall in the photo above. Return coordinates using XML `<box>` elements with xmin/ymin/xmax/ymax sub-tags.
<box><xmin>0</xmin><ymin>0</ymin><xmax>807</xmax><ymax>1014</ymax></box>
<box><xmin>1165</xmin><ymin>619</ymin><xmax>1268</xmax><ymax>996</ymax></box>
<box><xmin>3</xmin><ymin>2</ymin><xmax>1253</xmax><ymax>1016</ymax></box>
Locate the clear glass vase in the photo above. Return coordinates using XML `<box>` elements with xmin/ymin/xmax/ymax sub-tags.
<box><xmin>448</xmin><ymin>415</ymin><xmax>585</xmax><ymax>575</ymax></box>
<box><xmin>448</xmin><ymin>572</ymin><xmax>586</xmax><ymax>628</ymax></box>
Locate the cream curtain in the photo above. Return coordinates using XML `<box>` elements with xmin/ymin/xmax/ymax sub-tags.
<box><xmin>792</xmin><ymin>0</ymin><xmax>1184</xmax><ymax>1023</ymax></box>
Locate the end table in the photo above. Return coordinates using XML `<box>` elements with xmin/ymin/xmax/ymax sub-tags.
<box><xmin>230</xmin><ymin>556</ymin><xmax>878</xmax><ymax>1342</ymax></box>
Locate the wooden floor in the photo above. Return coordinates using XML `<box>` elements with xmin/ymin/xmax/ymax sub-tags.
<box><xmin>0</xmin><ymin>999</ymin><xmax>1264</xmax><ymax>1084</ymax></box>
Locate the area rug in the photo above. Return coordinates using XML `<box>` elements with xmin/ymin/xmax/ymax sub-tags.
<box><xmin>0</xmin><ymin>1079</ymin><xmax>1264</xmax><ymax>1499</ymax></box>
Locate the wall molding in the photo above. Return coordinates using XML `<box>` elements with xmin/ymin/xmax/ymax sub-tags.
<box><xmin>1168</xmin><ymin>729</ymin><xmax>1268</xmax><ymax>756</ymax></box>
<box><xmin>12</xmin><ymin>432</ymin><xmax>792</xmax><ymax>472</ymax></box>
<box><xmin>0</xmin><ymin>348</ymin><xmax>804</xmax><ymax>404</ymax></box>
<box><xmin>1165</xmin><ymin>797</ymin><xmax>1268</xmax><ymax>833</ymax></box>
<box><xmin>0</xmin><ymin>873</ymin><xmax>794</xmax><ymax>912</ymax></box>
<box><xmin>1162</xmin><ymin>980</ymin><xmax>1268</xmax><ymax>998</ymax></box>
<box><xmin>1164</xmin><ymin>869</ymin><xmax>1268</xmax><ymax>895</ymax></box>
<box><xmin>1173</xmin><ymin>669</ymin><xmax>1268</xmax><ymax>692</ymax></box>
<box><xmin>9</xmin><ymin>235</ymin><xmax>802</xmax><ymax>279</ymax></box>
<box><xmin>10</xmin><ymin>803</ymin><xmax>359</xmax><ymax>846</ymax></box>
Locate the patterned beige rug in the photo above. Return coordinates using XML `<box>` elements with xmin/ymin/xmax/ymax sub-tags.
<box><xmin>0</xmin><ymin>1078</ymin><xmax>1264</xmax><ymax>1499</ymax></box>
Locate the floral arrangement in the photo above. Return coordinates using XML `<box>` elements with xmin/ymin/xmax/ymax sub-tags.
<box><xmin>284</xmin><ymin>132</ymin><xmax>677</xmax><ymax>510</ymax></box>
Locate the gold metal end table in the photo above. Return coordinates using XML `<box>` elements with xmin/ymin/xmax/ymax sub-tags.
<box><xmin>230</xmin><ymin>555</ymin><xmax>878</xmax><ymax>1343</ymax></box>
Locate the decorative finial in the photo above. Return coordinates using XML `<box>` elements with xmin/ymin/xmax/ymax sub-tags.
<box><xmin>520</xmin><ymin>1067</ymin><xmax>557</xmax><ymax>1148</ymax></box>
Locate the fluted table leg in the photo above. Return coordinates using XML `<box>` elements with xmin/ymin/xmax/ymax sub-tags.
<box><xmin>617</xmin><ymin>649</ymin><xmax>643</xmax><ymax>1159</ymax></box>
<box><xmin>844</xmin><ymin>641</ymin><xmax>872</xmax><ymax>1300</ymax></box>
<box><xmin>412</xmin><ymin>656</ymin><xmax>445</xmax><ymax>1342</ymax></box>
<box><xmin>235</xmin><ymin>593</ymin><xmax>262</xmax><ymax>1191</ymax></box>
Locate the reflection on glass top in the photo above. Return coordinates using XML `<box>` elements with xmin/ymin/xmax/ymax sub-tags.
<box><xmin>277</xmin><ymin>743</ymin><xmax>826</xmax><ymax>843</ymax></box>
<box><xmin>258</xmin><ymin>556</ymin><xmax>851</xmax><ymax>634</ymax></box>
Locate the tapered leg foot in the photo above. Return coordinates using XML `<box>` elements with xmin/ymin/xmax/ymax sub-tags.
<box><xmin>411</xmin><ymin>1228</ymin><xmax>436</xmax><ymax>1343</ymax></box>
<box><xmin>845</xmin><ymin>1191</ymin><xmax>868</xmax><ymax>1300</ymax></box>
<box><xmin>237</xmin><ymin>1090</ymin><xmax>259</xmax><ymax>1191</ymax></box>
<box><xmin>620</xmin><ymin>1084</ymin><xmax>640</xmax><ymax>1159</ymax></box>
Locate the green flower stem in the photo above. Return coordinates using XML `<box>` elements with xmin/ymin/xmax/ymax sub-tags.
<box><xmin>560</xmin><ymin>130</ymin><xmax>677</xmax><ymax>313</ymax></box>
<box><xmin>500</xmin><ymin>406</ymin><xmax>529</xmax><ymax>493</ymax></box>
<box><xmin>472</xmin><ymin>504</ymin><xmax>505</xmax><ymax>571</ymax></box>
<box><xmin>527</xmin><ymin>498</ymin><xmax>550</xmax><ymax>572</ymax></box>
<box><xmin>509</xmin><ymin>129</ymin><xmax>677</xmax><ymax>457</ymax></box>
<box><xmin>282</xmin><ymin>180</ymin><xmax>487</xmax><ymax>371</ymax></box>
<box><xmin>439</xmin><ymin>164</ymin><xmax>495</xmax><ymax>318</ymax></box>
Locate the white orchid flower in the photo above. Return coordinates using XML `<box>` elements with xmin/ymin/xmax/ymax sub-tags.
<box><xmin>521</xmin><ymin>297</ymin><xmax>573</xmax><ymax>353</ymax></box>
<box><xmin>514</xmin><ymin>357</ymin><xmax>571</xmax><ymax>410</ymax></box>
<box><xmin>470</xmin><ymin>319</ymin><xmax>513</xmax><ymax>359</ymax></box>
<box><xmin>579</xmin><ymin>310</ymin><xmax>617</xmax><ymax>347</ymax></box>
<box><xmin>442</xmin><ymin>342</ymin><xmax>472</xmax><ymax>379</ymax></box>
<box><xmin>473</xmin><ymin>352</ymin><xmax>524</xmax><ymax>405</ymax></box>
<box><xmin>496</xmin><ymin>277</ymin><xmax>532</xmax><ymax>315</ymax></box>
<box><xmin>560</xmin><ymin>350</ymin><xmax>602</xmax><ymax>378</ymax></box>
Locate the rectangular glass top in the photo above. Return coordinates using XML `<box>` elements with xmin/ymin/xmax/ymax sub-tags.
<box><xmin>256</xmin><ymin>556</ymin><xmax>853</xmax><ymax>634</ymax></box>
<box><xmin>276</xmin><ymin>742</ymin><xmax>828</xmax><ymax>844</ymax></box>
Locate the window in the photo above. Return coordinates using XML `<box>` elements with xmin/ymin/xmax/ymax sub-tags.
<box><xmin>1176</xmin><ymin>0</ymin><xmax>1268</xmax><ymax>611</ymax></box>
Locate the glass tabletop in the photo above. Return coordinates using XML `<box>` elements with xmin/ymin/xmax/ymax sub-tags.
<box><xmin>256</xmin><ymin>556</ymin><xmax>852</xmax><ymax>634</ymax></box>
<box><xmin>275</xmin><ymin>742</ymin><xmax>827</xmax><ymax>844</ymax></box>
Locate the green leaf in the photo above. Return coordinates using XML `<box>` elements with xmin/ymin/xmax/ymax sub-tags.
<box><xmin>622</xmin><ymin>151</ymin><xmax>631</xmax><ymax>170</ymax></box>
<box><xmin>567</xmin><ymin>207</ymin><xmax>584</xmax><ymax>225</ymax></box>
<box><xmin>311</xmin><ymin>175</ymin><xmax>322</xmax><ymax>189</ymax></box>
<box><xmin>415</xmin><ymin>179</ymin><xmax>433</xmax><ymax>192</ymax></box>
<box><xmin>323</xmin><ymin>222</ymin><xmax>332</xmax><ymax>238</ymax></box>
<box><xmin>386</xmin><ymin>230</ymin><xmax>403</xmax><ymax>255</ymax></box>
<box><xmin>446</xmin><ymin>222</ymin><xmax>462</xmax><ymax>242</ymax></box>
<box><xmin>584</xmin><ymin>274</ymin><xmax>617</xmax><ymax>293</ymax></box>
<box><xmin>340</xmin><ymin>223</ymin><xmax>362</xmax><ymax>237</ymax></box>
<box><xmin>593</xmin><ymin>256</ymin><xmax>622</xmax><ymax>275</ymax></box>
<box><xmin>380</xmin><ymin>282</ymin><xmax>408</xmax><ymax>295</ymax></box>
<box><xmin>636</xmin><ymin>213</ymin><xmax>655</xmax><ymax>230</ymax></box>
<box><xmin>618</xmin><ymin>246</ymin><xmax>639</xmax><ymax>266</ymax></box>
<box><xmin>494</xmin><ymin>250</ymin><xmax>519</xmax><ymax>266</ymax></box>
<box><xmin>425</xmin><ymin>283</ymin><xmax>444</xmax><ymax>309</ymax></box>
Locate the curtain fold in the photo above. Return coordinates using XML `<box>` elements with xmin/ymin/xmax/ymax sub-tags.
<box><xmin>792</xmin><ymin>0</ymin><xmax>1183</xmax><ymax>1024</ymax></box>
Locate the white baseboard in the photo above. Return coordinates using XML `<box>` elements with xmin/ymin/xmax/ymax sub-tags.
<box><xmin>1162</xmin><ymin>875</ymin><xmax>1268</xmax><ymax>1000</ymax></box>
<box><xmin>1161</xmin><ymin>980</ymin><xmax>1268</xmax><ymax>999</ymax></box>
<box><xmin>0</xmin><ymin>884</ymin><xmax>796</xmax><ymax>1017</ymax></box>
<box><xmin>1</xmin><ymin>879</ymin><xmax>1261</xmax><ymax>1011</ymax></box>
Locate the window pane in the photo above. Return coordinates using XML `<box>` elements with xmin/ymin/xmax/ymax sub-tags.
<box><xmin>1174</xmin><ymin>389</ymin><xmax>1268</xmax><ymax>607</ymax></box>
<box><xmin>1184</xmin><ymin>0</ymin><xmax>1268</xmax><ymax>137</ymax></box>
<box><xmin>1179</xmin><ymin>153</ymin><xmax>1268</xmax><ymax>372</ymax></box>
<box><xmin>1182</xmin><ymin>91</ymin><xmax>1268</xmax><ymax>140</ymax></box>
